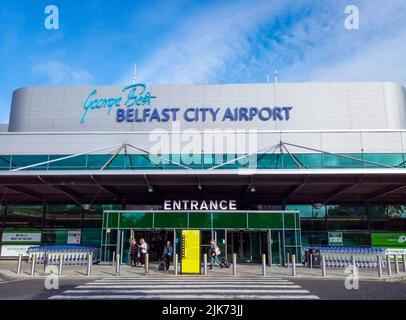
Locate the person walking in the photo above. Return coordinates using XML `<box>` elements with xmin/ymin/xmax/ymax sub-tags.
<box><xmin>162</xmin><ymin>240</ymin><xmax>173</xmax><ymax>272</ymax></box>
<box><xmin>209</xmin><ymin>239</ymin><xmax>222</xmax><ymax>269</ymax></box>
<box><xmin>139</xmin><ymin>238</ymin><xmax>148</xmax><ymax>268</ymax></box>
<box><xmin>130</xmin><ymin>238</ymin><xmax>138</xmax><ymax>267</ymax></box>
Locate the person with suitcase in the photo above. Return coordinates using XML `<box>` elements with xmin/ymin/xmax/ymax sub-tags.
<box><xmin>209</xmin><ymin>239</ymin><xmax>222</xmax><ymax>269</ymax></box>
<box><xmin>220</xmin><ymin>257</ymin><xmax>231</xmax><ymax>268</ymax></box>
<box><xmin>161</xmin><ymin>240</ymin><xmax>173</xmax><ymax>272</ymax></box>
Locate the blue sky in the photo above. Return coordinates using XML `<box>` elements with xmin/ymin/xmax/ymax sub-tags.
<box><xmin>1</xmin><ymin>0</ymin><xmax>406</xmax><ymax>123</ymax></box>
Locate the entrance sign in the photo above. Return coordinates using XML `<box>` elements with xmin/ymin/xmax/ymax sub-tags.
<box><xmin>328</xmin><ymin>232</ymin><xmax>343</xmax><ymax>246</ymax></box>
<box><xmin>181</xmin><ymin>230</ymin><xmax>201</xmax><ymax>274</ymax></box>
<box><xmin>164</xmin><ymin>200</ymin><xmax>237</xmax><ymax>211</ymax></box>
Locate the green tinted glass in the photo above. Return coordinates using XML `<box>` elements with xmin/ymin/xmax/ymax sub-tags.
<box><xmin>363</xmin><ymin>154</ymin><xmax>404</xmax><ymax>168</ymax></box>
<box><xmin>154</xmin><ymin>212</ymin><xmax>188</xmax><ymax>228</ymax></box>
<box><xmin>213</xmin><ymin>212</ymin><xmax>247</xmax><ymax>228</ymax></box>
<box><xmin>119</xmin><ymin>212</ymin><xmax>153</xmax><ymax>228</ymax></box>
<box><xmin>0</xmin><ymin>156</ymin><xmax>11</xmax><ymax>170</ymax></box>
<box><xmin>189</xmin><ymin>212</ymin><xmax>211</xmax><ymax>228</ymax></box>
<box><xmin>322</xmin><ymin>154</ymin><xmax>364</xmax><ymax>168</ymax></box>
<box><xmin>248</xmin><ymin>213</ymin><xmax>283</xmax><ymax>228</ymax></box>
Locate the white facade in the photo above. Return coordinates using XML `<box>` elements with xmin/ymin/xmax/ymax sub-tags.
<box><xmin>2</xmin><ymin>81</ymin><xmax>406</xmax><ymax>158</ymax></box>
<box><xmin>8</xmin><ymin>82</ymin><xmax>406</xmax><ymax>133</ymax></box>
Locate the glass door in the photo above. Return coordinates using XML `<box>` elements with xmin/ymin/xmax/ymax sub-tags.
<box><xmin>101</xmin><ymin>228</ymin><xmax>118</xmax><ymax>263</ymax></box>
<box><xmin>215</xmin><ymin>230</ymin><xmax>226</xmax><ymax>259</ymax></box>
<box><xmin>271</xmin><ymin>230</ymin><xmax>284</xmax><ymax>266</ymax></box>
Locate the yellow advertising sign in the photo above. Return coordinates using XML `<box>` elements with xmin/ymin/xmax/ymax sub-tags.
<box><xmin>181</xmin><ymin>230</ymin><xmax>201</xmax><ymax>274</ymax></box>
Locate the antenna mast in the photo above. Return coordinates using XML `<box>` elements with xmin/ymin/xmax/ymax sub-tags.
<box><xmin>274</xmin><ymin>69</ymin><xmax>278</xmax><ymax>106</ymax></box>
<box><xmin>132</xmin><ymin>63</ymin><xmax>137</xmax><ymax>84</ymax></box>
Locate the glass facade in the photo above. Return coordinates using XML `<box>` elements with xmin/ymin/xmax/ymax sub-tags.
<box><xmin>0</xmin><ymin>204</ymin><xmax>120</xmax><ymax>249</ymax></box>
<box><xmin>287</xmin><ymin>204</ymin><xmax>406</xmax><ymax>247</ymax></box>
<box><xmin>1</xmin><ymin>203</ymin><xmax>406</xmax><ymax>263</ymax></box>
<box><xmin>101</xmin><ymin>210</ymin><xmax>301</xmax><ymax>265</ymax></box>
<box><xmin>3</xmin><ymin>153</ymin><xmax>406</xmax><ymax>171</ymax></box>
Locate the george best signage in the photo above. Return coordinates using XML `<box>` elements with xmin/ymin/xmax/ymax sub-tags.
<box><xmin>80</xmin><ymin>83</ymin><xmax>293</xmax><ymax>124</ymax></box>
<box><xmin>164</xmin><ymin>200</ymin><xmax>237</xmax><ymax>211</ymax></box>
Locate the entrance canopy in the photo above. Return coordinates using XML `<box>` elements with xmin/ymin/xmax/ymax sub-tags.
<box><xmin>2</xmin><ymin>169</ymin><xmax>406</xmax><ymax>205</ymax></box>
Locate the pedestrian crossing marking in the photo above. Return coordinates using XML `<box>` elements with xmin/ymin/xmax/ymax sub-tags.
<box><xmin>49</xmin><ymin>277</ymin><xmax>320</xmax><ymax>300</ymax></box>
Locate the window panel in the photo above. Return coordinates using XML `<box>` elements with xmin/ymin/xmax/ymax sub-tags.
<box><xmin>5</xmin><ymin>205</ymin><xmax>43</xmax><ymax>228</ymax></box>
<box><xmin>322</xmin><ymin>154</ymin><xmax>364</xmax><ymax>168</ymax></box>
<box><xmin>327</xmin><ymin>205</ymin><xmax>367</xmax><ymax>219</ymax></box>
<box><xmin>48</xmin><ymin>155</ymin><xmax>87</xmax><ymax>170</ymax></box>
<box><xmin>45</xmin><ymin>204</ymin><xmax>82</xmax><ymax>229</ymax></box>
<box><xmin>363</xmin><ymin>154</ymin><xmax>404</xmax><ymax>168</ymax></box>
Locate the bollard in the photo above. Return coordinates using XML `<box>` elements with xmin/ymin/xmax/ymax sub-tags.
<box><xmin>386</xmin><ymin>254</ymin><xmax>392</xmax><ymax>276</ymax></box>
<box><xmin>16</xmin><ymin>254</ymin><xmax>23</xmax><ymax>275</ymax></box>
<box><xmin>321</xmin><ymin>255</ymin><xmax>326</xmax><ymax>277</ymax></box>
<box><xmin>395</xmin><ymin>255</ymin><xmax>400</xmax><ymax>274</ymax></box>
<box><xmin>352</xmin><ymin>255</ymin><xmax>356</xmax><ymax>270</ymax></box>
<box><xmin>30</xmin><ymin>255</ymin><xmax>36</xmax><ymax>277</ymax></box>
<box><xmin>58</xmin><ymin>254</ymin><xmax>64</xmax><ymax>277</ymax></box>
<box><xmin>403</xmin><ymin>254</ymin><xmax>406</xmax><ymax>273</ymax></box>
<box><xmin>232</xmin><ymin>253</ymin><xmax>237</xmax><ymax>276</ymax></box>
<box><xmin>175</xmin><ymin>254</ymin><xmax>179</xmax><ymax>276</ymax></box>
<box><xmin>262</xmin><ymin>254</ymin><xmax>267</xmax><ymax>277</ymax></box>
<box><xmin>203</xmin><ymin>254</ymin><xmax>208</xmax><ymax>276</ymax></box>
<box><xmin>115</xmin><ymin>254</ymin><xmax>120</xmax><ymax>276</ymax></box>
<box><xmin>377</xmin><ymin>255</ymin><xmax>383</xmax><ymax>278</ymax></box>
<box><xmin>43</xmin><ymin>253</ymin><xmax>48</xmax><ymax>273</ymax></box>
<box><xmin>292</xmin><ymin>254</ymin><xmax>296</xmax><ymax>277</ymax></box>
<box><xmin>309</xmin><ymin>253</ymin><xmax>313</xmax><ymax>269</ymax></box>
<box><xmin>87</xmin><ymin>253</ymin><xmax>93</xmax><ymax>277</ymax></box>
<box><xmin>145</xmin><ymin>254</ymin><xmax>149</xmax><ymax>275</ymax></box>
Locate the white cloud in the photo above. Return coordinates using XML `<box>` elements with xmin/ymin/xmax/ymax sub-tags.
<box><xmin>117</xmin><ymin>0</ymin><xmax>289</xmax><ymax>85</ymax></box>
<box><xmin>305</xmin><ymin>29</ymin><xmax>406</xmax><ymax>86</ymax></box>
<box><xmin>31</xmin><ymin>61</ymin><xmax>93</xmax><ymax>85</ymax></box>
<box><xmin>274</xmin><ymin>1</ymin><xmax>406</xmax><ymax>89</ymax></box>
<box><xmin>117</xmin><ymin>0</ymin><xmax>406</xmax><ymax>89</ymax></box>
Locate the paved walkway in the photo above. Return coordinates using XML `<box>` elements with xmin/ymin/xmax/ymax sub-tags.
<box><xmin>0</xmin><ymin>260</ymin><xmax>405</xmax><ymax>281</ymax></box>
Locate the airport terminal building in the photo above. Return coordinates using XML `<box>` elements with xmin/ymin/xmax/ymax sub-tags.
<box><xmin>1</xmin><ymin>81</ymin><xmax>406</xmax><ymax>265</ymax></box>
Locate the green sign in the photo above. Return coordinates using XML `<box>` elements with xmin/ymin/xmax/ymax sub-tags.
<box><xmin>371</xmin><ymin>232</ymin><xmax>406</xmax><ymax>247</ymax></box>
<box><xmin>1</xmin><ymin>229</ymin><xmax>41</xmax><ymax>245</ymax></box>
<box><xmin>328</xmin><ymin>232</ymin><xmax>343</xmax><ymax>246</ymax></box>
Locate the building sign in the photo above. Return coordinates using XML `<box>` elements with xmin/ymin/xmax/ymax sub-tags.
<box><xmin>1</xmin><ymin>230</ymin><xmax>41</xmax><ymax>244</ymax></box>
<box><xmin>164</xmin><ymin>200</ymin><xmax>237</xmax><ymax>211</ymax></box>
<box><xmin>81</xmin><ymin>83</ymin><xmax>293</xmax><ymax>124</ymax></box>
<box><xmin>385</xmin><ymin>248</ymin><xmax>406</xmax><ymax>256</ymax></box>
<box><xmin>371</xmin><ymin>232</ymin><xmax>406</xmax><ymax>248</ymax></box>
<box><xmin>181</xmin><ymin>230</ymin><xmax>201</xmax><ymax>274</ymax></box>
<box><xmin>0</xmin><ymin>245</ymin><xmax>34</xmax><ymax>257</ymax></box>
<box><xmin>328</xmin><ymin>232</ymin><xmax>343</xmax><ymax>246</ymax></box>
<box><xmin>67</xmin><ymin>230</ymin><xmax>82</xmax><ymax>245</ymax></box>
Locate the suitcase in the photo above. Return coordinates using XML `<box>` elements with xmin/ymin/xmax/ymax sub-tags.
<box><xmin>158</xmin><ymin>262</ymin><xmax>165</xmax><ymax>271</ymax></box>
<box><xmin>221</xmin><ymin>258</ymin><xmax>231</xmax><ymax>268</ymax></box>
